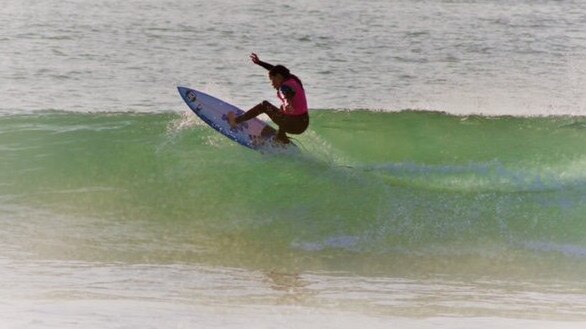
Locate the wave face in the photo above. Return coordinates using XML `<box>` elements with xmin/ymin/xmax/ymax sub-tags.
<box><xmin>1</xmin><ymin>110</ymin><xmax>585</xmax><ymax>277</ymax></box>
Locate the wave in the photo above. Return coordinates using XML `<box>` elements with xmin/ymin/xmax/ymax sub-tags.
<box><xmin>1</xmin><ymin>110</ymin><xmax>585</xmax><ymax>261</ymax></box>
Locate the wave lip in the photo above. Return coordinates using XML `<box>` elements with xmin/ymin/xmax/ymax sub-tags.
<box><xmin>360</xmin><ymin>160</ymin><xmax>586</xmax><ymax>192</ymax></box>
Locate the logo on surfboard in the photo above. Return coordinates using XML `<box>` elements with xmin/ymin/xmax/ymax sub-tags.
<box><xmin>186</xmin><ymin>91</ymin><xmax>197</xmax><ymax>103</ymax></box>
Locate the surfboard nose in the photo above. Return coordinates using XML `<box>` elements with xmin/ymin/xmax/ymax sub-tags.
<box><xmin>177</xmin><ymin>86</ymin><xmax>188</xmax><ymax>96</ymax></box>
<box><xmin>178</xmin><ymin>86</ymin><xmax>197</xmax><ymax>102</ymax></box>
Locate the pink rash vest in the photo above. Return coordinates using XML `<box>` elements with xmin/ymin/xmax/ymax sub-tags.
<box><xmin>277</xmin><ymin>77</ymin><xmax>308</xmax><ymax>116</ymax></box>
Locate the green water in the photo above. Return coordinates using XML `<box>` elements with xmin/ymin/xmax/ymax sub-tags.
<box><xmin>1</xmin><ymin>110</ymin><xmax>585</xmax><ymax>279</ymax></box>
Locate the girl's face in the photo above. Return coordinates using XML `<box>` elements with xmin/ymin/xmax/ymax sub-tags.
<box><xmin>269</xmin><ymin>73</ymin><xmax>284</xmax><ymax>90</ymax></box>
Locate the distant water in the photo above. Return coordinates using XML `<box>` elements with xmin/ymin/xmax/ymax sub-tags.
<box><xmin>1</xmin><ymin>0</ymin><xmax>586</xmax><ymax>328</ymax></box>
<box><xmin>1</xmin><ymin>0</ymin><xmax>585</xmax><ymax>115</ymax></box>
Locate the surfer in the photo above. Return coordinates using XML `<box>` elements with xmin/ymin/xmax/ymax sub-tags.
<box><xmin>227</xmin><ymin>53</ymin><xmax>309</xmax><ymax>144</ymax></box>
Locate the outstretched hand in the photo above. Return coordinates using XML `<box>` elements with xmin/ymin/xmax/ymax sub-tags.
<box><xmin>250</xmin><ymin>53</ymin><xmax>261</xmax><ymax>64</ymax></box>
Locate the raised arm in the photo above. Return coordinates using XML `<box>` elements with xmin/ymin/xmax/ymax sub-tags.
<box><xmin>250</xmin><ymin>53</ymin><xmax>274</xmax><ymax>71</ymax></box>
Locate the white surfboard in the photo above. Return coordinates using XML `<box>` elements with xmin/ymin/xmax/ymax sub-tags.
<box><xmin>177</xmin><ymin>86</ymin><xmax>295</xmax><ymax>151</ymax></box>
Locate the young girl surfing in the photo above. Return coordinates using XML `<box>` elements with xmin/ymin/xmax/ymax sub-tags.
<box><xmin>227</xmin><ymin>53</ymin><xmax>309</xmax><ymax>144</ymax></box>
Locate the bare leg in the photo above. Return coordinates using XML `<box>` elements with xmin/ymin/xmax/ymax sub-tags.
<box><xmin>229</xmin><ymin>101</ymin><xmax>291</xmax><ymax>144</ymax></box>
<box><xmin>228</xmin><ymin>102</ymin><xmax>272</xmax><ymax>128</ymax></box>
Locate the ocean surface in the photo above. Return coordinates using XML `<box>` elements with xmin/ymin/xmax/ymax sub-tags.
<box><xmin>1</xmin><ymin>0</ymin><xmax>586</xmax><ymax>328</ymax></box>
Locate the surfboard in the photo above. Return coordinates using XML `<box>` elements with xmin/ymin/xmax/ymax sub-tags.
<box><xmin>177</xmin><ymin>86</ymin><xmax>296</xmax><ymax>151</ymax></box>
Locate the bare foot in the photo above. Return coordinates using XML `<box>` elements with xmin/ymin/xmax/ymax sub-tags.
<box><xmin>275</xmin><ymin>135</ymin><xmax>291</xmax><ymax>145</ymax></box>
<box><xmin>227</xmin><ymin>112</ymin><xmax>237</xmax><ymax>128</ymax></box>
<box><xmin>274</xmin><ymin>130</ymin><xmax>291</xmax><ymax>144</ymax></box>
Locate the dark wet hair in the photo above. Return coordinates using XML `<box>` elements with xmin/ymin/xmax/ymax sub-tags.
<box><xmin>269</xmin><ymin>65</ymin><xmax>290</xmax><ymax>78</ymax></box>
<box><xmin>269</xmin><ymin>65</ymin><xmax>304</xmax><ymax>90</ymax></box>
